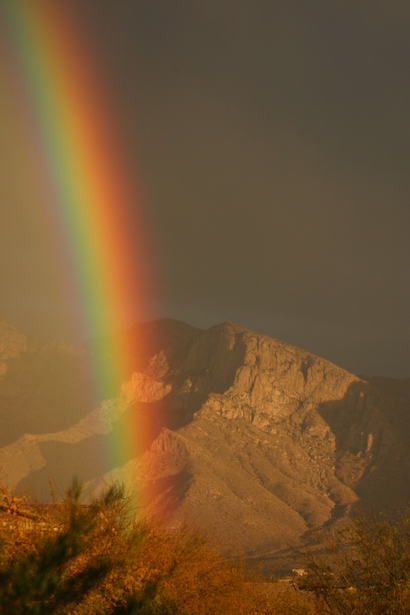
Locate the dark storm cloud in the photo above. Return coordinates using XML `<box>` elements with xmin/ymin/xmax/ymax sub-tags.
<box><xmin>1</xmin><ymin>0</ymin><xmax>409</xmax><ymax>376</ymax></box>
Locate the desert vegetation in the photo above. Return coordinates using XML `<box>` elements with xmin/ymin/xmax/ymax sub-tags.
<box><xmin>301</xmin><ymin>505</ymin><xmax>410</xmax><ymax>614</ymax></box>
<box><xmin>0</xmin><ymin>480</ymin><xmax>275</xmax><ymax>614</ymax></box>
<box><xmin>0</xmin><ymin>479</ymin><xmax>409</xmax><ymax>614</ymax></box>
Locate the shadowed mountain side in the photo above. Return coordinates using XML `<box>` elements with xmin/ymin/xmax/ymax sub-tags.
<box><xmin>17</xmin><ymin>436</ymin><xmax>105</xmax><ymax>501</ymax></box>
<box><xmin>120</xmin><ymin>322</ymin><xmax>248</xmax><ymax>432</ymax></box>
<box><xmin>15</xmin><ymin>399</ymin><xmax>168</xmax><ymax>501</ymax></box>
<box><xmin>0</xmin><ymin>322</ymin><xmax>96</xmax><ymax>446</ymax></box>
<box><xmin>86</xmin><ymin>319</ymin><xmax>202</xmax><ymax>380</ymax></box>
<box><xmin>0</xmin><ymin>318</ymin><xmax>202</xmax><ymax>449</ymax></box>
<box><xmin>366</xmin><ymin>376</ymin><xmax>410</xmax><ymax>450</ymax></box>
<box><xmin>317</xmin><ymin>380</ymin><xmax>410</xmax><ymax>512</ymax></box>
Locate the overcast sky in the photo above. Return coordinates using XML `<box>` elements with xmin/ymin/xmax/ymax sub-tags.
<box><xmin>1</xmin><ymin>1</ymin><xmax>409</xmax><ymax>377</ymax></box>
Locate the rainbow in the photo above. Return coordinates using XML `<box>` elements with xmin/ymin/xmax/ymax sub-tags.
<box><xmin>0</xmin><ymin>1</ymin><xmax>154</xmax><ymax>496</ymax></box>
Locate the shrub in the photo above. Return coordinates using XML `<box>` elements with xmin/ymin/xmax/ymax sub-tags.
<box><xmin>301</xmin><ymin>505</ymin><xmax>410</xmax><ymax>615</ymax></box>
<box><xmin>0</xmin><ymin>480</ymin><xmax>273</xmax><ymax>614</ymax></box>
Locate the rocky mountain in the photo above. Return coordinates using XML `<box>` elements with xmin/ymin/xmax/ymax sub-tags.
<box><xmin>0</xmin><ymin>318</ymin><xmax>409</xmax><ymax>569</ymax></box>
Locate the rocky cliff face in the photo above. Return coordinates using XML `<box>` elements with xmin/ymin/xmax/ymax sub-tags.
<box><xmin>0</xmin><ymin>319</ymin><xmax>409</xmax><ymax>566</ymax></box>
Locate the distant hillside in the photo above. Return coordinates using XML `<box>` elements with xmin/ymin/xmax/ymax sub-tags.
<box><xmin>0</xmin><ymin>318</ymin><xmax>409</xmax><ymax>568</ymax></box>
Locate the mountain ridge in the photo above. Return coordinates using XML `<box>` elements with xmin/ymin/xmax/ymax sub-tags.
<box><xmin>0</xmin><ymin>317</ymin><xmax>409</xmax><ymax>568</ymax></box>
